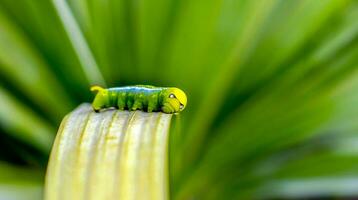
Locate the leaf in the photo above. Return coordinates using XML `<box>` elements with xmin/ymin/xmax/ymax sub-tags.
<box><xmin>45</xmin><ymin>103</ymin><xmax>172</xmax><ymax>200</ymax></box>
<box><xmin>256</xmin><ymin>177</ymin><xmax>358</xmax><ymax>199</ymax></box>
<box><xmin>0</xmin><ymin>0</ymin><xmax>90</xmax><ymax>96</ymax></box>
<box><xmin>52</xmin><ymin>0</ymin><xmax>107</xmax><ymax>86</ymax></box>
<box><xmin>0</xmin><ymin>162</ymin><xmax>43</xmax><ymax>200</ymax></box>
<box><xmin>0</xmin><ymin>86</ymin><xmax>54</xmax><ymax>153</ymax></box>
<box><xmin>0</xmin><ymin>7</ymin><xmax>74</xmax><ymax>121</ymax></box>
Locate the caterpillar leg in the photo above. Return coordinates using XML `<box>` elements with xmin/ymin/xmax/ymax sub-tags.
<box><xmin>117</xmin><ymin>103</ymin><xmax>125</xmax><ymax>110</ymax></box>
<box><xmin>147</xmin><ymin>103</ymin><xmax>156</xmax><ymax>112</ymax></box>
<box><xmin>127</xmin><ymin>99</ymin><xmax>134</xmax><ymax>111</ymax></box>
<box><xmin>147</xmin><ymin>94</ymin><xmax>158</xmax><ymax>112</ymax></box>
<box><xmin>117</xmin><ymin>93</ymin><xmax>126</xmax><ymax>110</ymax></box>
<box><xmin>131</xmin><ymin>101</ymin><xmax>143</xmax><ymax>111</ymax></box>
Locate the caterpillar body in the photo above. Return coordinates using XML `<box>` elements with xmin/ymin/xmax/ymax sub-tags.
<box><xmin>90</xmin><ymin>85</ymin><xmax>187</xmax><ymax>114</ymax></box>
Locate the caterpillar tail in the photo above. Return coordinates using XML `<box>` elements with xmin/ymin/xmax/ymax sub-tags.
<box><xmin>90</xmin><ymin>85</ymin><xmax>104</xmax><ymax>93</ymax></box>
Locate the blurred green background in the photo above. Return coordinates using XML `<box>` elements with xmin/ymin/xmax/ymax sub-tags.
<box><xmin>1</xmin><ymin>0</ymin><xmax>358</xmax><ymax>199</ymax></box>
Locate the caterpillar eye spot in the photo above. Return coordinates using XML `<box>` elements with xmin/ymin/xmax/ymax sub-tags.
<box><xmin>180</xmin><ymin>104</ymin><xmax>184</xmax><ymax>109</ymax></box>
<box><xmin>169</xmin><ymin>94</ymin><xmax>176</xmax><ymax>98</ymax></box>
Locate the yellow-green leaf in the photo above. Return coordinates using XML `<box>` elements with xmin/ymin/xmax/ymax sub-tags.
<box><xmin>45</xmin><ymin>103</ymin><xmax>172</xmax><ymax>200</ymax></box>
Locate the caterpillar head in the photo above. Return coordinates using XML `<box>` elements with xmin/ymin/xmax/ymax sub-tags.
<box><xmin>162</xmin><ymin>88</ymin><xmax>187</xmax><ymax>114</ymax></box>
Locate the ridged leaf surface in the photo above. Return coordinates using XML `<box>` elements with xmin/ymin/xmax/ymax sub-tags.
<box><xmin>45</xmin><ymin>103</ymin><xmax>172</xmax><ymax>200</ymax></box>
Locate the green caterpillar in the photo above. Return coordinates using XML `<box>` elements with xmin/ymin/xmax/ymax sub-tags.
<box><xmin>90</xmin><ymin>85</ymin><xmax>187</xmax><ymax>114</ymax></box>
